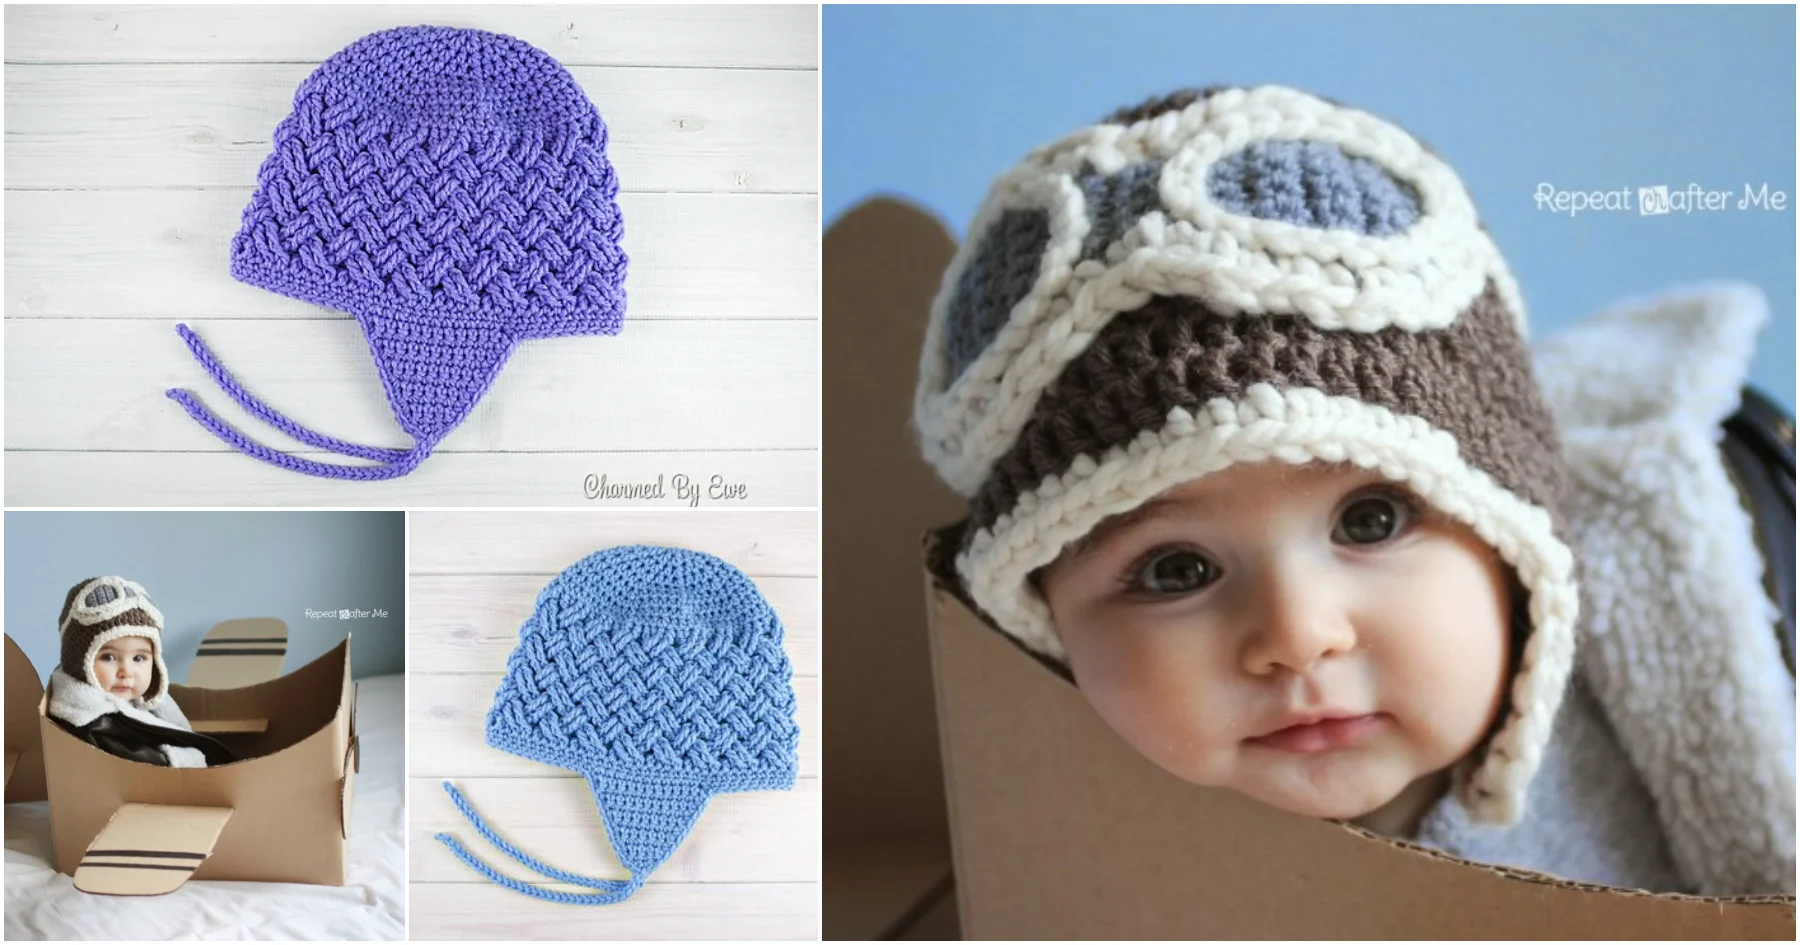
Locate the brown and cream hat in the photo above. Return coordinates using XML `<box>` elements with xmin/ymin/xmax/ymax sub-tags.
<box><xmin>912</xmin><ymin>85</ymin><xmax>1578</xmax><ymax>826</ymax></box>
<box><xmin>58</xmin><ymin>575</ymin><xmax>171</xmax><ymax>706</ymax></box>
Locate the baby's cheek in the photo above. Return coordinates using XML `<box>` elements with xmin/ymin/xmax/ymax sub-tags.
<box><xmin>1052</xmin><ymin>598</ymin><xmax>1240</xmax><ymax>785</ymax></box>
<box><xmin>1382</xmin><ymin>663</ymin><xmax>1490</xmax><ymax>773</ymax></box>
<box><xmin>1077</xmin><ymin>652</ymin><xmax>1237</xmax><ymax>784</ymax></box>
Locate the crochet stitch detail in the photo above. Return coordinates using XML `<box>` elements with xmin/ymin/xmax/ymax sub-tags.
<box><xmin>968</xmin><ymin>282</ymin><xmax>1566</xmax><ymax>537</ymax></box>
<box><xmin>1075</xmin><ymin>161</ymin><xmax>1165</xmax><ymax>260</ymax></box>
<box><xmin>1206</xmin><ymin>140</ymin><xmax>1423</xmax><ymax>236</ymax></box>
<box><xmin>912</xmin><ymin>85</ymin><xmax>1523</xmax><ymax>499</ymax></box>
<box><xmin>943</xmin><ymin>208</ymin><xmax>1052</xmax><ymax>383</ymax></box>
<box><xmin>1101</xmin><ymin>85</ymin><xmax>1237</xmax><ymax>125</ymax></box>
<box><xmin>436</xmin><ymin>545</ymin><xmax>799</xmax><ymax>905</ymax></box>
<box><xmin>168</xmin><ymin>25</ymin><xmax>628</xmax><ymax>480</ymax></box>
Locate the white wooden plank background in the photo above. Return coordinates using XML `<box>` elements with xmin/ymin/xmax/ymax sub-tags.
<box><xmin>1</xmin><ymin>5</ymin><xmax>818</xmax><ymax>68</ymax></box>
<box><xmin>3</xmin><ymin>5</ymin><xmax>820</xmax><ymax>507</ymax></box>
<box><xmin>407</xmin><ymin>510</ymin><xmax>819</xmax><ymax>940</ymax></box>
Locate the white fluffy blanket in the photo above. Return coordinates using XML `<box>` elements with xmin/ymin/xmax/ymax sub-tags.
<box><xmin>1418</xmin><ymin>283</ymin><xmax>1796</xmax><ymax>896</ymax></box>
<box><xmin>46</xmin><ymin>667</ymin><xmax>208</xmax><ymax>768</ymax></box>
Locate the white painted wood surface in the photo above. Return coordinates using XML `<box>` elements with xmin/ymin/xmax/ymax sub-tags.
<box><xmin>407</xmin><ymin>510</ymin><xmax>819</xmax><ymax>940</ymax></box>
<box><xmin>1</xmin><ymin>5</ymin><xmax>818</xmax><ymax>67</ymax></box>
<box><xmin>3</xmin><ymin>5</ymin><xmax>820</xmax><ymax>507</ymax></box>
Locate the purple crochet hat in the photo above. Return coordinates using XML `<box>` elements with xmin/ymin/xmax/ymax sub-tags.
<box><xmin>168</xmin><ymin>25</ymin><xmax>628</xmax><ymax>480</ymax></box>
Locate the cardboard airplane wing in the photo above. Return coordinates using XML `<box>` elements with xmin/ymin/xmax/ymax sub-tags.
<box><xmin>72</xmin><ymin>802</ymin><xmax>234</xmax><ymax>895</ymax></box>
<box><xmin>184</xmin><ymin>619</ymin><xmax>287</xmax><ymax>726</ymax></box>
<box><xmin>5</xmin><ymin>634</ymin><xmax>48</xmax><ymax>802</ymax></box>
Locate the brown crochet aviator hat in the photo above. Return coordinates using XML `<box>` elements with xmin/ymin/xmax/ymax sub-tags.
<box><xmin>912</xmin><ymin>85</ymin><xmax>1578</xmax><ymax>826</ymax></box>
<box><xmin>58</xmin><ymin>576</ymin><xmax>171</xmax><ymax>706</ymax></box>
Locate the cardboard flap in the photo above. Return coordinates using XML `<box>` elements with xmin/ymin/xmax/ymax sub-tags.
<box><xmin>5</xmin><ymin>634</ymin><xmax>49</xmax><ymax>803</ymax></box>
<box><xmin>185</xmin><ymin>618</ymin><xmax>287</xmax><ymax>690</ymax></box>
<box><xmin>822</xmin><ymin>197</ymin><xmax>964</xmax><ymax>856</ymax></box>
<box><xmin>350</xmin><ymin>683</ymin><xmax>360</xmax><ymax>773</ymax></box>
<box><xmin>190</xmin><ymin>718</ymin><xmax>268</xmax><ymax>734</ymax></box>
<box><xmin>927</xmin><ymin>583</ymin><xmax>1798</xmax><ymax>939</ymax></box>
<box><xmin>339</xmin><ymin>735</ymin><xmax>358</xmax><ymax>840</ymax></box>
<box><xmin>73</xmin><ymin>803</ymin><xmax>234</xmax><ymax>896</ymax></box>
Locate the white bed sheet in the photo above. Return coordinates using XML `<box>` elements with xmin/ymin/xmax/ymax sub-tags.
<box><xmin>5</xmin><ymin>673</ymin><xmax>405</xmax><ymax>941</ymax></box>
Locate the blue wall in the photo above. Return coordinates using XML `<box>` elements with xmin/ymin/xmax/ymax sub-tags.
<box><xmin>823</xmin><ymin>4</ymin><xmax>1796</xmax><ymax>409</ymax></box>
<box><xmin>6</xmin><ymin>511</ymin><xmax>405</xmax><ymax>683</ymax></box>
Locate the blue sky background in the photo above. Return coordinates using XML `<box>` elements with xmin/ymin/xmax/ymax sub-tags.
<box><xmin>824</xmin><ymin>5</ymin><xmax>1796</xmax><ymax>409</ymax></box>
<box><xmin>6</xmin><ymin>511</ymin><xmax>405</xmax><ymax>682</ymax></box>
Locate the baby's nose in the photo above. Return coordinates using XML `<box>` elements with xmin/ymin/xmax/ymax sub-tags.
<box><xmin>1242</xmin><ymin>573</ymin><xmax>1358</xmax><ymax>674</ymax></box>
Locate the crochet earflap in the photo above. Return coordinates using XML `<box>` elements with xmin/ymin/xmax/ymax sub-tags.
<box><xmin>58</xmin><ymin>576</ymin><xmax>170</xmax><ymax>707</ymax></box>
<box><xmin>435</xmin><ymin>545</ymin><xmax>800</xmax><ymax>905</ymax></box>
<box><xmin>913</xmin><ymin>85</ymin><xmax>1579</xmax><ymax>826</ymax></box>
<box><xmin>168</xmin><ymin>25</ymin><xmax>628</xmax><ymax>480</ymax></box>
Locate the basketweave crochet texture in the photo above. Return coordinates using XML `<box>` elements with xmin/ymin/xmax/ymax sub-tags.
<box><xmin>913</xmin><ymin>84</ymin><xmax>1579</xmax><ymax>827</ymax></box>
<box><xmin>435</xmin><ymin>545</ymin><xmax>800</xmax><ymax>905</ymax></box>
<box><xmin>167</xmin><ymin>24</ymin><xmax>627</xmax><ymax>480</ymax></box>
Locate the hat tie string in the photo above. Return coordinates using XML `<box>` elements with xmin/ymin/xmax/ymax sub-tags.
<box><xmin>166</xmin><ymin>323</ymin><xmax>434</xmax><ymax>481</ymax></box>
<box><xmin>433</xmin><ymin>781</ymin><xmax>644</xmax><ymax>906</ymax></box>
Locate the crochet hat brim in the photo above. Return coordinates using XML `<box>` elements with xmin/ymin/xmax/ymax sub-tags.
<box><xmin>223</xmin><ymin>258</ymin><xmax>525</xmax><ymax>447</ymax></box>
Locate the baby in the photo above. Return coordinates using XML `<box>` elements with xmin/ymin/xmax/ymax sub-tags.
<box><xmin>46</xmin><ymin>576</ymin><xmax>234</xmax><ymax>768</ymax></box>
<box><xmin>913</xmin><ymin>85</ymin><xmax>1793</xmax><ymax>895</ymax></box>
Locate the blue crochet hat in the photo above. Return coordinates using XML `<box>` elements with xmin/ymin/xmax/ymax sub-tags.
<box><xmin>168</xmin><ymin>25</ymin><xmax>628</xmax><ymax>480</ymax></box>
<box><xmin>435</xmin><ymin>545</ymin><xmax>800</xmax><ymax>904</ymax></box>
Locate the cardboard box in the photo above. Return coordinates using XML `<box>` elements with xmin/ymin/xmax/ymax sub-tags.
<box><xmin>822</xmin><ymin>198</ymin><xmax>966</xmax><ymax>940</ymax></box>
<box><xmin>32</xmin><ymin>635</ymin><xmax>357</xmax><ymax>894</ymax></box>
<box><xmin>5</xmin><ymin>634</ymin><xmax>50</xmax><ymax>804</ymax></box>
<box><xmin>923</xmin><ymin>523</ymin><xmax>1796</xmax><ymax>940</ymax></box>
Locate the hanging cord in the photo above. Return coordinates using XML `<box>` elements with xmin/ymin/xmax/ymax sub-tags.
<box><xmin>165</xmin><ymin>323</ymin><xmax>433</xmax><ymax>480</ymax></box>
<box><xmin>433</xmin><ymin>781</ymin><xmax>644</xmax><ymax>906</ymax></box>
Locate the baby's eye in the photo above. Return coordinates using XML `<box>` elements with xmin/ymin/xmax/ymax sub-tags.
<box><xmin>1127</xmin><ymin>548</ymin><xmax>1220</xmax><ymax>596</ymax></box>
<box><xmin>1333</xmin><ymin>491</ymin><xmax>1416</xmax><ymax>545</ymax></box>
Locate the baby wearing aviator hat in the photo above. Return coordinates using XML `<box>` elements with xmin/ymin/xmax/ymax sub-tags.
<box><xmin>46</xmin><ymin>577</ymin><xmax>235</xmax><ymax>769</ymax></box>
<box><xmin>915</xmin><ymin>85</ymin><xmax>1794</xmax><ymax>895</ymax></box>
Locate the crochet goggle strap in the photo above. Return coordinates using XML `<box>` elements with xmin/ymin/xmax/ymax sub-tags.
<box><xmin>166</xmin><ymin>323</ymin><xmax>432</xmax><ymax>481</ymax></box>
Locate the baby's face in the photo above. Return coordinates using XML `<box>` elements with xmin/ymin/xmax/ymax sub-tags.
<box><xmin>93</xmin><ymin>636</ymin><xmax>155</xmax><ymax>701</ymax></box>
<box><xmin>1039</xmin><ymin>461</ymin><xmax>1512</xmax><ymax>823</ymax></box>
